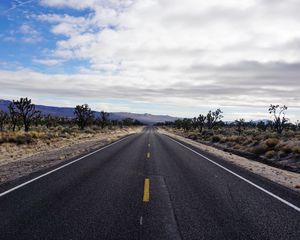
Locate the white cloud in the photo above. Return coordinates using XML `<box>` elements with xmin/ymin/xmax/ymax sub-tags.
<box><xmin>19</xmin><ymin>23</ymin><xmax>42</xmax><ymax>43</ymax></box>
<box><xmin>2</xmin><ymin>0</ymin><xmax>300</xmax><ymax>118</ymax></box>
<box><xmin>33</xmin><ymin>58</ymin><xmax>64</xmax><ymax>66</ymax></box>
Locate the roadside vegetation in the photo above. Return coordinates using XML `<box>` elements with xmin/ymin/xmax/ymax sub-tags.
<box><xmin>157</xmin><ymin>105</ymin><xmax>300</xmax><ymax>172</ymax></box>
<box><xmin>0</xmin><ymin>97</ymin><xmax>143</xmax><ymax>145</ymax></box>
<box><xmin>0</xmin><ymin>97</ymin><xmax>144</xmax><ymax>184</ymax></box>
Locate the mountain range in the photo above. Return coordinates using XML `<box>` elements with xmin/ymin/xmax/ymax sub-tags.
<box><xmin>0</xmin><ymin>100</ymin><xmax>178</xmax><ymax>124</ymax></box>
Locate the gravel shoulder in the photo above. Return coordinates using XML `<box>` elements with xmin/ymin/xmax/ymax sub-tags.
<box><xmin>0</xmin><ymin>127</ymin><xmax>143</xmax><ymax>185</ymax></box>
<box><xmin>159</xmin><ymin>128</ymin><xmax>300</xmax><ymax>192</ymax></box>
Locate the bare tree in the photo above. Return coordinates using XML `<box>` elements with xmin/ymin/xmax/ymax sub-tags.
<box><xmin>99</xmin><ymin>111</ymin><xmax>110</xmax><ymax>129</ymax></box>
<box><xmin>0</xmin><ymin>110</ymin><xmax>8</xmax><ymax>131</ymax></box>
<box><xmin>74</xmin><ymin>104</ymin><xmax>94</xmax><ymax>130</ymax></box>
<box><xmin>206</xmin><ymin>109</ymin><xmax>223</xmax><ymax>129</ymax></box>
<box><xmin>268</xmin><ymin>104</ymin><xmax>288</xmax><ymax>134</ymax></box>
<box><xmin>13</xmin><ymin>98</ymin><xmax>40</xmax><ymax>132</ymax></box>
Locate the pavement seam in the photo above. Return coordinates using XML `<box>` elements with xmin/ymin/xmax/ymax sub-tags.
<box><xmin>162</xmin><ymin>176</ymin><xmax>183</xmax><ymax>240</ymax></box>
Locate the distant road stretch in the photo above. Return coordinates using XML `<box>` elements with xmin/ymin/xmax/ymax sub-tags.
<box><xmin>0</xmin><ymin>127</ymin><xmax>300</xmax><ymax>239</ymax></box>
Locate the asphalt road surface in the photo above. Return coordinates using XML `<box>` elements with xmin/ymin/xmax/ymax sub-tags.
<box><xmin>0</xmin><ymin>127</ymin><xmax>300</xmax><ymax>240</ymax></box>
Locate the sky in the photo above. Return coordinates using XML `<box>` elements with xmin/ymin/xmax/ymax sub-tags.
<box><xmin>0</xmin><ymin>0</ymin><xmax>299</xmax><ymax>121</ymax></box>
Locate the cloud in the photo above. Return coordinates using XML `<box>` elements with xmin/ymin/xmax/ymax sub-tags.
<box><xmin>19</xmin><ymin>23</ymin><xmax>42</xmax><ymax>43</ymax></box>
<box><xmin>33</xmin><ymin>58</ymin><xmax>64</xmax><ymax>66</ymax></box>
<box><xmin>2</xmin><ymin>0</ymin><xmax>300</xmax><ymax>118</ymax></box>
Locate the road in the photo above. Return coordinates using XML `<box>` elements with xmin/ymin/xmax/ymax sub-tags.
<box><xmin>0</xmin><ymin>127</ymin><xmax>300</xmax><ymax>239</ymax></box>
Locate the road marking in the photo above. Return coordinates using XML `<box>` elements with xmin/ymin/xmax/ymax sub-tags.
<box><xmin>143</xmin><ymin>178</ymin><xmax>150</xmax><ymax>202</ymax></box>
<box><xmin>148</xmin><ymin>143</ymin><xmax>150</xmax><ymax>147</ymax></box>
<box><xmin>147</xmin><ymin>152</ymin><xmax>150</xmax><ymax>159</ymax></box>
<box><xmin>0</xmin><ymin>135</ymin><xmax>132</xmax><ymax>198</ymax></box>
<box><xmin>140</xmin><ymin>216</ymin><xmax>143</xmax><ymax>225</ymax></box>
<box><xmin>166</xmin><ymin>136</ymin><xmax>300</xmax><ymax>213</ymax></box>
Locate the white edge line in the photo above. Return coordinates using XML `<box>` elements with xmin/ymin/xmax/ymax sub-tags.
<box><xmin>166</xmin><ymin>135</ymin><xmax>300</xmax><ymax>213</ymax></box>
<box><xmin>0</xmin><ymin>135</ymin><xmax>132</xmax><ymax>198</ymax></box>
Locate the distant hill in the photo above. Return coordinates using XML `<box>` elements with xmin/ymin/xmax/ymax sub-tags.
<box><xmin>0</xmin><ymin>99</ymin><xmax>178</xmax><ymax>124</ymax></box>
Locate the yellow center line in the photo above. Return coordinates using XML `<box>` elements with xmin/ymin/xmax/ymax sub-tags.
<box><xmin>147</xmin><ymin>152</ymin><xmax>150</xmax><ymax>159</ymax></box>
<box><xmin>143</xmin><ymin>178</ymin><xmax>150</xmax><ymax>202</ymax></box>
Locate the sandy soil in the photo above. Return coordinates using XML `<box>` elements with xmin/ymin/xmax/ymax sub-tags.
<box><xmin>0</xmin><ymin>127</ymin><xmax>143</xmax><ymax>185</ymax></box>
<box><xmin>159</xmin><ymin>128</ymin><xmax>300</xmax><ymax>192</ymax></box>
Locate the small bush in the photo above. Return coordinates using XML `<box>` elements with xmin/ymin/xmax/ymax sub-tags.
<box><xmin>282</xmin><ymin>145</ymin><xmax>293</xmax><ymax>154</ymax></box>
<box><xmin>212</xmin><ymin>135</ymin><xmax>221</xmax><ymax>142</ymax></box>
<box><xmin>15</xmin><ymin>135</ymin><xmax>33</xmax><ymax>145</ymax></box>
<box><xmin>278</xmin><ymin>150</ymin><xmax>287</xmax><ymax>158</ymax></box>
<box><xmin>251</xmin><ymin>143</ymin><xmax>268</xmax><ymax>155</ymax></box>
<box><xmin>265</xmin><ymin>138</ymin><xmax>279</xmax><ymax>148</ymax></box>
<box><xmin>265</xmin><ymin>150</ymin><xmax>276</xmax><ymax>159</ymax></box>
<box><xmin>188</xmin><ymin>134</ymin><xmax>198</xmax><ymax>140</ymax></box>
<box><xmin>62</xmin><ymin>127</ymin><xmax>73</xmax><ymax>134</ymax></box>
<box><xmin>84</xmin><ymin>128</ymin><xmax>95</xmax><ymax>134</ymax></box>
<box><xmin>292</xmin><ymin>146</ymin><xmax>300</xmax><ymax>154</ymax></box>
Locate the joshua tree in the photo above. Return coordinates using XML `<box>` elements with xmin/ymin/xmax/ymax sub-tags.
<box><xmin>0</xmin><ymin>110</ymin><xmax>8</xmax><ymax>131</ymax></box>
<box><xmin>235</xmin><ymin>118</ymin><xmax>245</xmax><ymax>135</ymax></box>
<box><xmin>206</xmin><ymin>109</ymin><xmax>223</xmax><ymax>129</ymax></box>
<box><xmin>99</xmin><ymin>111</ymin><xmax>110</xmax><ymax>129</ymax></box>
<box><xmin>8</xmin><ymin>103</ymin><xmax>21</xmax><ymax>131</ymax></box>
<box><xmin>32</xmin><ymin>112</ymin><xmax>42</xmax><ymax>127</ymax></box>
<box><xmin>74</xmin><ymin>104</ymin><xmax>94</xmax><ymax>130</ymax></box>
<box><xmin>13</xmin><ymin>97</ymin><xmax>40</xmax><ymax>132</ymax></box>
<box><xmin>191</xmin><ymin>117</ymin><xmax>198</xmax><ymax>130</ymax></box>
<box><xmin>268</xmin><ymin>104</ymin><xmax>288</xmax><ymax>134</ymax></box>
<box><xmin>182</xmin><ymin>118</ymin><xmax>192</xmax><ymax>131</ymax></box>
<box><xmin>43</xmin><ymin>114</ymin><xmax>59</xmax><ymax>129</ymax></box>
<box><xmin>174</xmin><ymin>119</ymin><xmax>182</xmax><ymax>129</ymax></box>
<box><xmin>197</xmin><ymin>114</ymin><xmax>206</xmax><ymax>133</ymax></box>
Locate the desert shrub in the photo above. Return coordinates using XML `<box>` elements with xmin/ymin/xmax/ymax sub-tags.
<box><xmin>188</xmin><ymin>133</ymin><xmax>198</xmax><ymax>140</ymax></box>
<box><xmin>201</xmin><ymin>130</ymin><xmax>214</xmax><ymax>137</ymax></box>
<box><xmin>265</xmin><ymin>150</ymin><xmax>276</xmax><ymax>159</ymax></box>
<box><xmin>84</xmin><ymin>128</ymin><xmax>95</xmax><ymax>134</ymax></box>
<box><xmin>92</xmin><ymin>125</ymin><xmax>101</xmax><ymax>131</ymax></box>
<box><xmin>59</xmin><ymin>133</ymin><xmax>69</xmax><ymax>138</ymax></box>
<box><xmin>265</xmin><ymin>138</ymin><xmax>279</xmax><ymax>148</ymax></box>
<box><xmin>212</xmin><ymin>135</ymin><xmax>221</xmax><ymax>142</ymax></box>
<box><xmin>282</xmin><ymin>145</ymin><xmax>293</xmax><ymax>154</ymax></box>
<box><xmin>62</xmin><ymin>127</ymin><xmax>73</xmax><ymax>134</ymax></box>
<box><xmin>251</xmin><ymin>143</ymin><xmax>268</xmax><ymax>155</ymax></box>
<box><xmin>278</xmin><ymin>150</ymin><xmax>287</xmax><ymax>158</ymax></box>
<box><xmin>219</xmin><ymin>137</ymin><xmax>226</xmax><ymax>143</ymax></box>
<box><xmin>14</xmin><ymin>134</ymin><xmax>33</xmax><ymax>145</ymax></box>
<box><xmin>226</xmin><ymin>135</ymin><xmax>239</xmax><ymax>142</ymax></box>
<box><xmin>283</xmin><ymin>130</ymin><xmax>296</xmax><ymax>138</ymax></box>
<box><xmin>292</xmin><ymin>146</ymin><xmax>300</xmax><ymax>154</ymax></box>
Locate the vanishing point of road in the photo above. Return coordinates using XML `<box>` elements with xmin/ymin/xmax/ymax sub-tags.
<box><xmin>0</xmin><ymin>127</ymin><xmax>300</xmax><ymax>239</ymax></box>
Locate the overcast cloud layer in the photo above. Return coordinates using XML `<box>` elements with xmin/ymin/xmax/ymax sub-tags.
<box><xmin>1</xmin><ymin>0</ymin><xmax>300</xmax><ymax>120</ymax></box>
